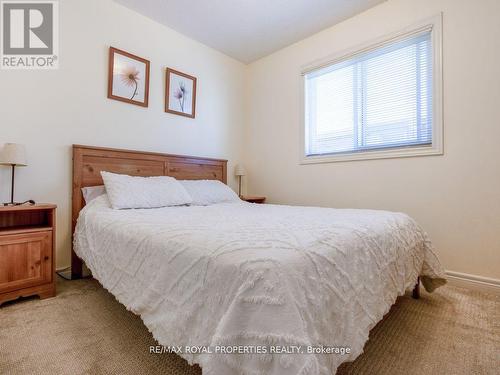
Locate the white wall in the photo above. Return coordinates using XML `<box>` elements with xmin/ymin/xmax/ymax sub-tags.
<box><xmin>244</xmin><ymin>0</ymin><xmax>500</xmax><ymax>280</ymax></box>
<box><xmin>0</xmin><ymin>0</ymin><xmax>247</xmax><ymax>268</ymax></box>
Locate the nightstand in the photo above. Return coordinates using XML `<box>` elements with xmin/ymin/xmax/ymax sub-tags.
<box><xmin>241</xmin><ymin>196</ymin><xmax>266</xmax><ymax>204</ymax></box>
<box><xmin>0</xmin><ymin>204</ymin><xmax>56</xmax><ymax>305</ymax></box>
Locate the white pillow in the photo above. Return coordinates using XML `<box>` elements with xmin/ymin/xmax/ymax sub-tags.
<box><xmin>101</xmin><ymin>171</ymin><xmax>192</xmax><ymax>209</ymax></box>
<box><xmin>180</xmin><ymin>179</ymin><xmax>240</xmax><ymax>206</ymax></box>
<box><xmin>82</xmin><ymin>185</ymin><xmax>106</xmax><ymax>204</ymax></box>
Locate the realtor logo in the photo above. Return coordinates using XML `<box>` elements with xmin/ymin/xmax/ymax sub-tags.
<box><xmin>1</xmin><ymin>1</ymin><xmax>58</xmax><ymax>69</ymax></box>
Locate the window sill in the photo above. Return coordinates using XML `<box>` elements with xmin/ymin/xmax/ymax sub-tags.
<box><xmin>300</xmin><ymin>144</ymin><xmax>443</xmax><ymax>164</ymax></box>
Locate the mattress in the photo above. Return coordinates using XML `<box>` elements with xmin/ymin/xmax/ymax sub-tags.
<box><xmin>74</xmin><ymin>195</ymin><xmax>446</xmax><ymax>375</ymax></box>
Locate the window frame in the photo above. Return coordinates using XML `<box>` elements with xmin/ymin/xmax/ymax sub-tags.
<box><xmin>300</xmin><ymin>14</ymin><xmax>443</xmax><ymax>164</ymax></box>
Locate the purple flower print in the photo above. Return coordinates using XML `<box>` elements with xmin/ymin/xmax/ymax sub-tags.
<box><xmin>174</xmin><ymin>81</ymin><xmax>188</xmax><ymax>112</ymax></box>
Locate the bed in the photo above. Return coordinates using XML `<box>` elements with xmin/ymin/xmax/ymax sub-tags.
<box><xmin>71</xmin><ymin>145</ymin><xmax>447</xmax><ymax>375</ymax></box>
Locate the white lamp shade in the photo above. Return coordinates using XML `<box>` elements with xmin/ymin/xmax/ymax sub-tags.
<box><xmin>234</xmin><ymin>164</ymin><xmax>246</xmax><ymax>176</ymax></box>
<box><xmin>0</xmin><ymin>143</ymin><xmax>27</xmax><ymax>166</ymax></box>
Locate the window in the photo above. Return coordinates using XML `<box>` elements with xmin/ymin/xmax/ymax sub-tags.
<box><xmin>302</xmin><ymin>18</ymin><xmax>442</xmax><ymax>163</ymax></box>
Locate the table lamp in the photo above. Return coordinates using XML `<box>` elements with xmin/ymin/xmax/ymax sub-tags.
<box><xmin>234</xmin><ymin>164</ymin><xmax>246</xmax><ymax>197</ymax></box>
<box><xmin>0</xmin><ymin>143</ymin><xmax>27</xmax><ymax>205</ymax></box>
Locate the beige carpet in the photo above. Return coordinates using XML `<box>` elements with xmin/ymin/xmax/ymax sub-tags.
<box><xmin>0</xmin><ymin>277</ymin><xmax>498</xmax><ymax>375</ymax></box>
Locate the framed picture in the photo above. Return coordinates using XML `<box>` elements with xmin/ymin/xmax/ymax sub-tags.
<box><xmin>165</xmin><ymin>68</ymin><xmax>197</xmax><ymax>118</ymax></box>
<box><xmin>108</xmin><ymin>47</ymin><xmax>150</xmax><ymax>107</ymax></box>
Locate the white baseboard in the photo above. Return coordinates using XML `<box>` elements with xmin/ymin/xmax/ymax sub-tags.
<box><xmin>445</xmin><ymin>270</ymin><xmax>500</xmax><ymax>295</ymax></box>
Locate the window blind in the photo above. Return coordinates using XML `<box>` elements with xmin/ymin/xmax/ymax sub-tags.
<box><xmin>304</xmin><ymin>30</ymin><xmax>433</xmax><ymax>157</ymax></box>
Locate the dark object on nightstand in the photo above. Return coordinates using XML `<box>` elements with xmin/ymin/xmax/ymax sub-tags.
<box><xmin>0</xmin><ymin>204</ymin><xmax>57</xmax><ymax>305</ymax></box>
<box><xmin>241</xmin><ymin>196</ymin><xmax>266</xmax><ymax>204</ymax></box>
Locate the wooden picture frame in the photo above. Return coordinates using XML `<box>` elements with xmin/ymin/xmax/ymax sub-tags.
<box><xmin>165</xmin><ymin>68</ymin><xmax>197</xmax><ymax>118</ymax></box>
<box><xmin>107</xmin><ymin>47</ymin><xmax>150</xmax><ymax>107</ymax></box>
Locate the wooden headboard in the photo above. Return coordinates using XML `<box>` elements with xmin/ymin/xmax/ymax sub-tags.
<box><xmin>71</xmin><ymin>144</ymin><xmax>227</xmax><ymax>279</ymax></box>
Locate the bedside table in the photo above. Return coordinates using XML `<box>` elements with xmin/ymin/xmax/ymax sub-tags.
<box><xmin>241</xmin><ymin>196</ymin><xmax>266</xmax><ymax>204</ymax></box>
<box><xmin>0</xmin><ymin>204</ymin><xmax>56</xmax><ymax>305</ymax></box>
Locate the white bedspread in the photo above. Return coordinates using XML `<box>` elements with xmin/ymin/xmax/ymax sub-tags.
<box><xmin>74</xmin><ymin>196</ymin><xmax>446</xmax><ymax>375</ymax></box>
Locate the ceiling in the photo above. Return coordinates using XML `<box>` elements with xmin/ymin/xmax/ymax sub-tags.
<box><xmin>114</xmin><ymin>0</ymin><xmax>386</xmax><ymax>64</ymax></box>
